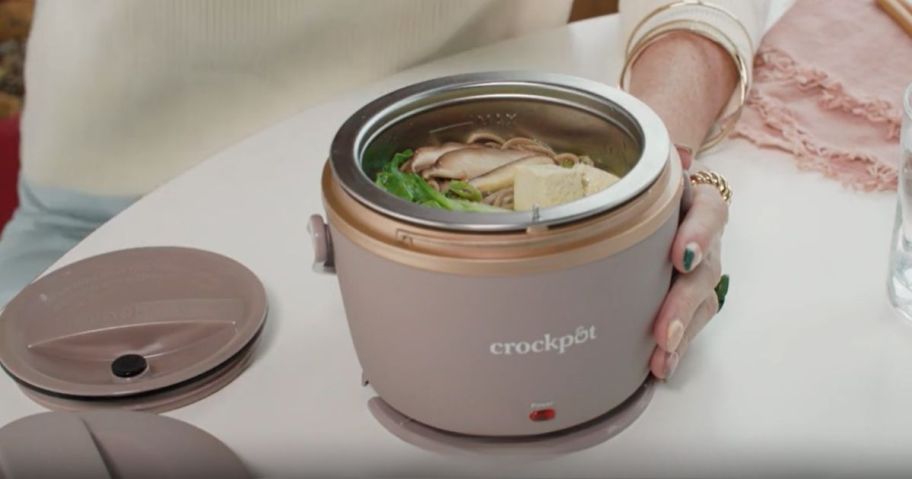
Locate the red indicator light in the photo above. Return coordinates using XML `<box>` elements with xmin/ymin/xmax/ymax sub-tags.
<box><xmin>529</xmin><ymin>408</ymin><xmax>556</xmax><ymax>422</ymax></box>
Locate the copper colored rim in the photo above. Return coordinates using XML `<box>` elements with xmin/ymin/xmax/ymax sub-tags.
<box><xmin>322</xmin><ymin>157</ymin><xmax>683</xmax><ymax>276</ymax></box>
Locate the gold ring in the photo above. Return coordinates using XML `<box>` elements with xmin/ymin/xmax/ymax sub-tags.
<box><xmin>690</xmin><ymin>171</ymin><xmax>732</xmax><ymax>204</ymax></box>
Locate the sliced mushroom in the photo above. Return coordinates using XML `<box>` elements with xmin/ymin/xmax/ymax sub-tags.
<box><xmin>466</xmin><ymin>131</ymin><xmax>506</xmax><ymax>145</ymax></box>
<box><xmin>501</xmin><ymin>137</ymin><xmax>555</xmax><ymax>157</ymax></box>
<box><xmin>422</xmin><ymin>148</ymin><xmax>531</xmax><ymax>180</ymax></box>
<box><xmin>408</xmin><ymin>142</ymin><xmax>469</xmax><ymax>173</ymax></box>
<box><xmin>468</xmin><ymin>155</ymin><xmax>555</xmax><ymax>193</ymax></box>
<box><xmin>500</xmin><ymin>137</ymin><xmax>532</xmax><ymax>150</ymax></box>
<box><xmin>516</xmin><ymin>143</ymin><xmax>556</xmax><ymax>158</ymax></box>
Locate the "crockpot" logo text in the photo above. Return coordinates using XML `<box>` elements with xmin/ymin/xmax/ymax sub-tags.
<box><xmin>489</xmin><ymin>326</ymin><xmax>597</xmax><ymax>356</ymax></box>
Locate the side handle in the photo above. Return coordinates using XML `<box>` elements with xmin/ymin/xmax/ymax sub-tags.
<box><xmin>308</xmin><ymin>215</ymin><xmax>336</xmax><ymax>274</ymax></box>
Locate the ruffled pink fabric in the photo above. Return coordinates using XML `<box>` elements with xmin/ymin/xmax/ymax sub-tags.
<box><xmin>733</xmin><ymin>0</ymin><xmax>912</xmax><ymax>191</ymax></box>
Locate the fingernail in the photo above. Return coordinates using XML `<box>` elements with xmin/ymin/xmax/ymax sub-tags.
<box><xmin>715</xmin><ymin>274</ymin><xmax>729</xmax><ymax>312</ymax></box>
<box><xmin>666</xmin><ymin>319</ymin><xmax>685</xmax><ymax>352</ymax></box>
<box><xmin>682</xmin><ymin>242</ymin><xmax>702</xmax><ymax>272</ymax></box>
<box><xmin>664</xmin><ymin>351</ymin><xmax>680</xmax><ymax>380</ymax></box>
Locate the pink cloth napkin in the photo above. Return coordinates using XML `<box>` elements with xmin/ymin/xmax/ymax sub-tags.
<box><xmin>733</xmin><ymin>0</ymin><xmax>912</xmax><ymax>191</ymax></box>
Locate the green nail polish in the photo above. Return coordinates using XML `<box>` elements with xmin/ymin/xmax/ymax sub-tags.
<box><xmin>683</xmin><ymin>248</ymin><xmax>695</xmax><ymax>271</ymax></box>
<box><xmin>715</xmin><ymin>274</ymin><xmax>730</xmax><ymax>311</ymax></box>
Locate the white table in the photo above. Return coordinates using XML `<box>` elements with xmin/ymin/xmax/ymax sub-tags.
<box><xmin>3</xmin><ymin>11</ymin><xmax>910</xmax><ymax>479</ymax></box>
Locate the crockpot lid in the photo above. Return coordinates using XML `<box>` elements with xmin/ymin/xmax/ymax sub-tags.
<box><xmin>0</xmin><ymin>411</ymin><xmax>251</xmax><ymax>478</ymax></box>
<box><xmin>0</xmin><ymin>247</ymin><xmax>267</xmax><ymax>408</ymax></box>
<box><xmin>330</xmin><ymin>72</ymin><xmax>671</xmax><ymax>232</ymax></box>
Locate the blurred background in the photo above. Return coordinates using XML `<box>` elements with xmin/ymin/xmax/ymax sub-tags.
<box><xmin>569</xmin><ymin>0</ymin><xmax>618</xmax><ymax>21</ymax></box>
<box><xmin>0</xmin><ymin>0</ymin><xmax>29</xmax><ymax>230</ymax></box>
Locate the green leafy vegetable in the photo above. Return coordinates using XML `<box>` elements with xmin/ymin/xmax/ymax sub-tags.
<box><xmin>373</xmin><ymin>149</ymin><xmax>506</xmax><ymax>212</ymax></box>
<box><xmin>374</xmin><ymin>149</ymin><xmax>421</xmax><ymax>201</ymax></box>
<box><xmin>410</xmin><ymin>173</ymin><xmax>504</xmax><ymax>212</ymax></box>
<box><xmin>390</xmin><ymin>150</ymin><xmax>413</xmax><ymax>170</ymax></box>
<box><xmin>444</xmin><ymin>181</ymin><xmax>483</xmax><ymax>202</ymax></box>
<box><xmin>420</xmin><ymin>199</ymin><xmax>444</xmax><ymax>209</ymax></box>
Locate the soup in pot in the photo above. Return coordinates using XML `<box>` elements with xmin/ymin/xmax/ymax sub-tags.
<box><xmin>373</xmin><ymin>132</ymin><xmax>621</xmax><ymax>213</ymax></box>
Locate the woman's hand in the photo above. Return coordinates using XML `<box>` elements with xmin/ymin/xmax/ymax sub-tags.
<box><xmin>651</xmin><ymin>166</ymin><xmax>729</xmax><ymax>379</ymax></box>
<box><xmin>626</xmin><ymin>32</ymin><xmax>738</xmax><ymax>379</ymax></box>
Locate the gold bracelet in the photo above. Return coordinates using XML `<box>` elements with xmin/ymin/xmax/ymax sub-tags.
<box><xmin>690</xmin><ymin>170</ymin><xmax>732</xmax><ymax>204</ymax></box>
<box><xmin>624</xmin><ymin>0</ymin><xmax>754</xmax><ymax>57</ymax></box>
<box><xmin>620</xmin><ymin>2</ymin><xmax>752</xmax><ymax>153</ymax></box>
<box><xmin>620</xmin><ymin>20</ymin><xmax>750</xmax><ymax>152</ymax></box>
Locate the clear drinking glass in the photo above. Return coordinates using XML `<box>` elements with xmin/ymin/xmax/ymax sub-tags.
<box><xmin>888</xmin><ymin>83</ymin><xmax>912</xmax><ymax>320</ymax></box>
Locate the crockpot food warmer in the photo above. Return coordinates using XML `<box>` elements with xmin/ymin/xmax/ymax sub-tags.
<box><xmin>310</xmin><ymin>72</ymin><xmax>683</xmax><ymax>439</ymax></box>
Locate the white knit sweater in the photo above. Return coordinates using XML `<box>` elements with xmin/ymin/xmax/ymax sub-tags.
<box><xmin>21</xmin><ymin>0</ymin><xmax>770</xmax><ymax>196</ymax></box>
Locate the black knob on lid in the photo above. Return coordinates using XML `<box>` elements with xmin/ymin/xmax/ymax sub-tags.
<box><xmin>111</xmin><ymin>354</ymin><xmax>147</xmax><ymax>378</ymax></box>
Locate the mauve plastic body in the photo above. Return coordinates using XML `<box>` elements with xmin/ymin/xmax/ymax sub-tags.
<box><xmin>331</xmin><ymin>213</ymin><xmax>676</xmax><ymax>436</ymax></box>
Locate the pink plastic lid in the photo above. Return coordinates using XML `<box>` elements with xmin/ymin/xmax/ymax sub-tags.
<box><xmin>0</xmin><ymin>410</ymin><xmax>251</xmax><ymax>478</ymax></box>
<box><xmin>0</xmin><ymin>247</ymin><xmax>267</xmax><ymax>412</ymax></box>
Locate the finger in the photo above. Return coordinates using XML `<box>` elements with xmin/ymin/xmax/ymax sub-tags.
<box><xmin>671</xmin><ymin>184</ymin><xmax>728</xmax><ymax>274</ymax></box>
<box><xmin>676</xmin><ymin>145</ymin><xmax>694</xmax><ymax>170</ymax></box>
<box><xmin>653</xmin><ymin>240</ymin><xmax>721</xmax><ymax>352</ymax></box>
<box><xmin>650</xmin><ymin>292</ymin><xmax>719</xmax><ymax>380</ymax></box>
<box><xmin>649</xmin><ymin>345</ymin><xmax>670</xmax><ymax>379</ymax></box>
<box><xmin>678</xmin><ymin>291</ymin><xmax>720</xmax><ymax>356</ymax></box>
<box><xmin>701</xmin><ymin>237</ymin><xmax>722</xmax><ymax>281</ymax></box>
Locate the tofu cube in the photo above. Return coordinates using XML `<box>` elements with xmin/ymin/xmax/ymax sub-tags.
<box><xmin>574</xmin><ymin>164</ymin><xmax>621</xmax><ymax>195</ymax></box>
<box><xmin>513</xmin><ymin>164</ymin><xmax>585</xmax><ymax>211</ymax></box>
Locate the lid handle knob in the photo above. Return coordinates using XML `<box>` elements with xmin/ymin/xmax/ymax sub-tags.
<box><xmin>111</xmin><ymin>354</ymin><xmax>148</xmax><ymax>379</ymax></box>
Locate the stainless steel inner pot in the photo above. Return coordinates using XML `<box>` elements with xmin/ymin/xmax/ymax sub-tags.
<box><xmin>329</xmin><ymin>72</ymin><xmax>670</xmax><ymax>232</ymax></box>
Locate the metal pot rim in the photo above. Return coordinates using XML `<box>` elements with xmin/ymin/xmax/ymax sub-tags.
<box><xmin>329</xmin><ymin>71</ymin><xmax>670</xmax><ymax>233</ymax></box>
